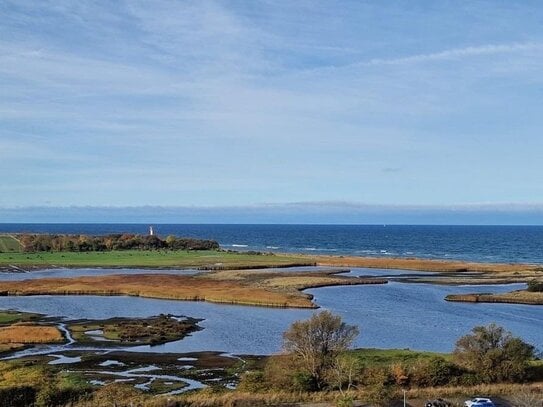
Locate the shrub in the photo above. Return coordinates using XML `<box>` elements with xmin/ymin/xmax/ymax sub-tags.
<box><xmin>453</xmin><ymin>323</ymin><xmax>536</xmax><ymax>383</ymax></box>
<box><xmin>410</xmin><ymin>357</ymin><xmax>461</xmax><ymax>387</ymax></box>
<box><xmin>360</xmin><ymin>366</ymin><xmax>392</xmax><ymax>387</ymax></box>
<box><xmin>292</xmin><ymin>371</ymin><xmax>318</xmax><ymax>392</ymax></box>
<box><xmin>0</xmin><ymin>387</ymin><xmax>36</xmax><ymax>407</ymax></box>
<box><xmin>237</xmin><ymin>371</ymin><xmax>267</xmax><ymax>393</ymax></box>
<box><xmin>527</xmin><ymin>280</ymin><xmax>543</xmax><ymax>292</ymax></box>
<box><xmin>336</xmin><ymin>394</ymin><xmax>355</xmax><ymax>407</ymax></box>
<box><xmin>390</xmin><ymin>362</ymin><xmax>410</xmax><ymax>386</ymax></box>
<box><xmin>282</xmin><ymin>311</ymin><xmax>359</xmax><ymax>389</ymax></box>
<box><xmin>510</xmin><ymin>387</ymin><xmax>543</xmax><ymax>407</ymax></box>
<box><xmin>363</xmin><ymin>382</ymin><xmax>394</xmax><ymax>407</ymax></box>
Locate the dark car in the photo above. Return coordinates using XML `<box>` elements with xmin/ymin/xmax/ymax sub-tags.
<box><xmin>425</xmin><ymin>399</ymin><xmax>452</xmax><ymax>407</ymax></box>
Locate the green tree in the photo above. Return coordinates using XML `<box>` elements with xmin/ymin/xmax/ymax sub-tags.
<box><xmin>283</xmin><ymin>311</ymin><xmax>359</xmax><ymax>389</ymax></box>
<box><xmin>453</xmin><ymin>323</ymin><xmax>535</xmax><ymax>383</ymax></box>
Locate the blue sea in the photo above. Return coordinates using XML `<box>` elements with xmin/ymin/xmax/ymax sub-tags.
<box><xmin>1</xmin><ymin>224</ymin><xmax>542</xmax><ymax>264</ymax></box>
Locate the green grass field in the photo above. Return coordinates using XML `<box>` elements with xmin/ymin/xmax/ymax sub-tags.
<box><xmin>0</xmin><ymin>249</ymin><xmax>313</xmax><ymax>270</ymax></box>
<box><xmin>0</xmin><ymin>235</ymin><xmax>22</xmax><ymax>253</ymax></box>
<box><xmin>349</xmin><ymin>348</ymin><xmax>450</xmax><ymax>365</ymax></box>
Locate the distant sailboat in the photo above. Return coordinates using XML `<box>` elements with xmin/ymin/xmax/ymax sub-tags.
<box><xmin>149</xmin><ymin>226</ymin><xmax>154</xmax><ymax>236</ymax></box>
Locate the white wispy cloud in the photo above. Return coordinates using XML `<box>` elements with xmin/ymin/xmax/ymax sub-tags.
<box><xmin>361</xmin><ymin>42</ymin><xmax>543</xmax><ymax>66</ymax></box>
<box><xmin>2</xmin><ymin>1</ymin><xmax>543</xmax><ymax>210</ymax></box>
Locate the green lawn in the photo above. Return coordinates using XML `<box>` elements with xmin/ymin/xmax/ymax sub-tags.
<box><xmin>349</xmin><ymin>348</ymin><xmax>451</xmax><ymax>365</ymax></box>
<box><xmin>0</xmin><ymin>235</ymin><xmax>22</xmax><ymax>253</ymax></box>
<box><xmin>0</xmin><ymin>249</ymin><xmax>313</xmax><ymax>270</ymax></box>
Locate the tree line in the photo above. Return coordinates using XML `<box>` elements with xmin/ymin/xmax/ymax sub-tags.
<box><xmin>17</xmin><ymin>234</ymin><xmax>219</xmax><ymax>252</ymax></box>
<box><xmin>240</xmin><ymin>311</ymin><xmax>540</xmax><ymax>406</ymax></box>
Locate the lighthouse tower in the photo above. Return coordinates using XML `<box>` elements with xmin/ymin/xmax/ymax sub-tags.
<box><xmin>149</xmin><ymin>226</ymin><xmax>154</xmax><ymax>236</ymax></box>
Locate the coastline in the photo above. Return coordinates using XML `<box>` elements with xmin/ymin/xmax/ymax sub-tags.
<box><xmin>1</xmin><ymin>250</ymin><xmax>542</xmax><ymax>273</ymax></box>
<box><xmin>309</xmin><ymin>254</ymin><xmax>542</xmax><ymax>273</ymax></box>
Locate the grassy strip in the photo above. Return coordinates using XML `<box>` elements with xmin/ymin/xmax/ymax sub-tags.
<box><xmin>0</xmin><ymin>310</ymin><xmax>42</xmax><ymax>325</ymax></box>
<box><xmin>349</xmin><ymin>347</ymin><xmax>451</xmax><ymax>365</ymax></box>
<box><xmin>446</xmin><ymin>290</ymin><xmax>543</xmax><ymax>305</ymax></box>
<box><xmin>0</xmin><ymin>236</ymin><xmax>22</xmax><ymax>253</ymax></box>
<box><xmin>0</xmin><ymin>250</ymin><xmax>314</xmax><ymax>270</ymax></box>
<box><xmin>1</xmin><ymin>248</ymin><xmax>541</xmax><ymax>277</ymax></box>
<box><xmin>0</xmin><ymin>270</ymin><xmax>385</xmax><ymax>308</ymax></box>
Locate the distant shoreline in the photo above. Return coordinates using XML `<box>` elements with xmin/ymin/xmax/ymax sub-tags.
<box><xmin>309</xmin><ymin>254</ymin><xmax>543</xmax><ymax>273</ymax></box>
<box><xmin>0</xmin><ymin>246</ymin><xmax>541</xmax><ymax>307</ymax></box>
<box><xmin>1</xmin><ymin>248</ymin><xmax>542</xmax><ymax>274</ymax></box>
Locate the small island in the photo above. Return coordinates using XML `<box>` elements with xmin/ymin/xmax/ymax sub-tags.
<box><xmin>68</xmin><ymin>314</ymin><xmax>201</xmax><ymax>346</ymax></box>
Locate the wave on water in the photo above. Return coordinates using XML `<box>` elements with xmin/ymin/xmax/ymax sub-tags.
<box><xmin>2</xmin><ymin>224</ymin><xmax>542</xmax><ymax>264</ymax></box>
<box><xmin>300</xmin><ymin>247</ymin><xmax>338</xmax><ymax>252</ymax></box>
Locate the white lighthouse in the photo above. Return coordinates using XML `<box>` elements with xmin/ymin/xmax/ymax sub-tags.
<box><xmin>149</xmin><ymin>226</ymin><xmax>154</xmax><ymax>236</ymax></box>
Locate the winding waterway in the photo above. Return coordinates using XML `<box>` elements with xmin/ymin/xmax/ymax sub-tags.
<box><xmin>0</xmin><ymin>267</ymin><xmax>541</xmax><ymax>355</ymax></box>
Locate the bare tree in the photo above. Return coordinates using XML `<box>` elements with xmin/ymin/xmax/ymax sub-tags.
<box><xmin>328</xmin><ymin>353</ymin><xmax>361</xmax><ymax>395</ymax></box>
<box><xmin>283</xmin><ymin>310</ymin><xmax>359</xmax><ymax>389</ymax></box>
<box><xmin>510</xmin><ymin>387</ymin><xmax>543</xmax><ymax>407</ymax></box>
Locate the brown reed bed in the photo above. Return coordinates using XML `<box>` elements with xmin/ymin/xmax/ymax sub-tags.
<box><xmin>446</xmin><ymin>290</ymin><xmax>543</xmax><ymax>305</ymax></box>
<box><xmin>0</xmin><ymin>324</ymin><xmax>64</xmax><ymax>344</ymax></box>
<box><xmin>0</xmin><ymin>269</ymin><xmax>386</xmax><ymax>308</ymax></box>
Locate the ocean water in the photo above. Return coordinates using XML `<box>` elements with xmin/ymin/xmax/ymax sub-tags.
<box><xmin>1</xmin><ymin>224</ymin><xmax>542</xmax><ymax>264</ymax></box>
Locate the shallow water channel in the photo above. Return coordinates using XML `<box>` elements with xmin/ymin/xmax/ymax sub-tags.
<box><xmin>0</xmin><ymin>267</ymin><xmax>541</xmax><ymax>355</ymax></box>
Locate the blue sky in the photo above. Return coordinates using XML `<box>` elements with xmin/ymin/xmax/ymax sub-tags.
<box><xmin>1</xmin><ymin>1</ymin><xmax>543</xmax><ymax>223</ymax></box>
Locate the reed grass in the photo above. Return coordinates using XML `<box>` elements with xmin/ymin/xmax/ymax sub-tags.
<box><xmin>446</xmin><ymin>290</ymin><xmax>543</xmax><ymax>305</ymax></box>
<box><xmin>0</xmin><ymin>270</ymin><xmax>385</xmax><ymax>308</ymax></box>
<box><xmin>0</xmin><ymin>324</ymin><xmax>63</xmax><ymax>344</ymax></box>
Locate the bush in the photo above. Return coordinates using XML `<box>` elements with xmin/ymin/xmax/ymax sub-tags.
<box><xmin>237</xmin><ymin>371</ymin><xmax>267</xmax><ymax>393</ymax></box>
<box><xmin>282</xmin><ymin>311</ymin><xmax>359</xmax><ymax>389</ymax></box>
<box><xmin>336</xmin><ymin>394</ymin><xmax>355</xmax><ymax>407</ymax></box>
<box><xmin>410</xmin><ymin>357</ymin><xmax>462</xmax><ymax>387</ymax></box>
<box><xmin>527</xmin><ymin>280</ymin><xmax>543</xmax><ymax>292</ymax></box>
<box><xmin>364</xmin><ymin>382</ymin><xmax>394</xmax><ymax>407</ymax></box>
<box><xmin>262</xmin><ymin>354</ymin><xmax>300</xmax><ymax>391</ymax></box>
<box><xmin>360</xmin><ymin>366</ymin><xmax>392</xmax><ymax>387</ymax></box>
<box><xmin>453</xmin><ymin>323</ymin><xmax>536</xmax><ymax>383</ymax></box>
<box><xmin>0</xmin><ymin>387</ymin><xmax>36</xmax><ymax>407</ymax></box>
<box><xmin>292</xmin><ymin>371</ymin><xmax>318</xmax><ymax>392</ymax></box>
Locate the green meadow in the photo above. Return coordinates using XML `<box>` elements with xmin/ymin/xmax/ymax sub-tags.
<box><xmin>0</xmin><ymin>249</ymin><xmax>313</xmax><ymax>270</ymax></box>
<box><xmin>349</xmin><ymin>348</ymin><xmax>451</xmax><ymax>365</ymax></box>
<box><xmin>0</xmin><ymin>235</ymin><xmax>22</xmax><ymax>253</ymax></box>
